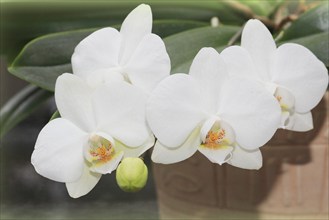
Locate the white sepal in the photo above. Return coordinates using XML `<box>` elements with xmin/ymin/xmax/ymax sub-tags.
<box><xmin>151</xmin><ymin>126</ymin><xmax>201</xmax><ymax>164</ymax></box>
<box><xmin>66</xmin><ymin>163</ymin><xmax>102</xmax><ymax>199</ymax></box>
<box><xmin>228</xmin><ymin>145</ymin><xmax>263</xmax><ymax>170</ymax></box>
<box><xmin>241</xmin><ymin>19</ymin><xmax>276</xmax><ymax>80</ymax></box>
<box><xmin>55</xmin><ymin>73</ymin><xmax>96</xmax><ymax>132</ymax></box>
<box><xmin>119</xmin><ymin>4</ymin><xmax>152</xmax><ymax>65</ymax></box>
<box><xmin>72</xmin><ymin>28</ymin><xmax>121</xmax><ymax>78</ymax></box>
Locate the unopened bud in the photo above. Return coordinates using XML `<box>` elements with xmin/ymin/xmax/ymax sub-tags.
<box><xmin>116</xmin><ymin>157</ymin><xmax>148</xmax><ymax>192</ymax></box>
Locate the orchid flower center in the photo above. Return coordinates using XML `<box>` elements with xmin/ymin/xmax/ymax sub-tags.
<box><xmin>198</xmin><ymin>119</ymin><xmax>235</xmax><ymax>165</ymax></box>
<box><xmin>274</xmin><ymin>86</ymin><xmax>295</xmax><ymax>126</ymax></box>
<box><xmin>201</xmin><ymin>119</ymin><xmax>235</xmax><ymax>150</ymax></box>
<box><xmin>85</xmin><ymin>134</ymin><xmax>116</xmax><ymax>167</ymax></box>
<box><xmin>204</xmin><ymin>128</ymin><xmax>228</xmax><ymax>149</ymax></box>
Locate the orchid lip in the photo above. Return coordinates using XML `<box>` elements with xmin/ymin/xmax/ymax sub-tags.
<box><xmin>200</xmin><ymin>118</ymin><xmax>236</xmax><ymax>150</ymax></box>
<box><xmin>198</xmin><ymin>118</ymin><xmax>235</xmax><ymax>165</ymax></box>
<box><xmin>273</xmin><ymin>86</ymin><xmax>296</xmax><ymax>127</ymax></box>
<box><xmin>84</xmin><ymin>134</ymin><xmax>116</xmax><ymax>170</ymax></box>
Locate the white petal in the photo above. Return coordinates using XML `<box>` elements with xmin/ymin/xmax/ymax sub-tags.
<box><xmin>241</xmin><ymin>19</ymin><xmax>276</xmax><ymax>80</ymax></box>
<box><xmin>151</xmin><ymin>126</ymin><xmax>201</xmax><ymax>164</ymax></box>
<box><xmin>198</xmin><ymin>146</ymin><xmax>233</xmax><ymax>165</ymax></box>
<box><xmin>119</xmin><ymin>4</ymin><xmax>152</xmax><ymax>65</ymax></box>
<box><xmin>285</xmin><ymin>111</ymin><xmax>314</xmax><ymax>132</ymax></box>
<box><xmin>220</xmin><ymin>46</ymin><xmax>260</xmax><ymax>80</ymax></box>
<box><xmin>55</xmin><ymin>73</ymin><xmax>96</xmax><ymax>132</ymax></box>
<box><xmin>65</xmin><ymin>163</ymin><xmax>102</xmax><ymax>198</ymax></box>
<box><xmin>228</xmin><ymin>145</ymin><xmax>262</xmax><ymax>170</ymax></box>
<box><xmin>124</xmin><ymin>33</ymin><xmax>170</xmax><ymax>93</ymax></box>
<box><xmin>115</xmin><ymin>134</ymin><xmax>155</xmax><ymax>158</ymax></box>
<box><xmin>271</xmin><ymin>43</ymin><xmax>328</xmax><ymax>113</ymax></box>
<box><xmin>31</xmin><ymin>118</ymin><xmax>87</xmax><ymax>182</ymax></box>
<box><xmin>93</xmin><ymin>82</ymin><xmax>150</xmax><ymax>147</ymax></box>
<box><xmin>71</xmin><ymin>28</ymin><xmax>121</xmax><ymax>78</ymax></box>
<box><xmin>218</xmin><ymin>78</ymin><xmax>281</xmax><ymax>150</ymax></box>
<box><xmin>189</xmin><ymin>47</ymin><xmax>229</xmax><ymax>114</ymax></box>
<box><xmin>146</xmin><ymin>74</ymin><xmax>206</xmax><ymax>148</ymax></box>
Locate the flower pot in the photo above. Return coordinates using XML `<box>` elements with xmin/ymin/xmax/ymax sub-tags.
<box><xmin>153</xmin><ymin>92</ymin><xmax>328</xmax><ymax>219</ymax></box>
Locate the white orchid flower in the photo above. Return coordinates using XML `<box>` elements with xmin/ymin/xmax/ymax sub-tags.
<box><xmin>221</xmin><ymin>19</ymin><xmax>328</xmax><ymax>131</ymax></box>
<box><xmin>31</xmin><ymin>73</ymin><xmax>154</xmax><ymax>198</ymax></box>
<box><xmin>146</xmin><ymin>48</ymin><xmax>281</xmax><ymax>169</ymax></box>
<box><xmin>71</xmin><ymin>4</ymin><xmax>170</xmax><ymax>93</ymax></box>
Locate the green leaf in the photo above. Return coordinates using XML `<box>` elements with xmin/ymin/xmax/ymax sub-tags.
<box><xmin>153</xmin><ymin>20</ymin><xmax>207</xmax><ymax>38</ymax></box>
<box><xmin>281</xmin><ymin>3</ymin><xmax>329</xmax><ymax>41</ymax></box>
<box><xmin>164</xmin><ymin>25</ymin><xmax>240</xmax><ymax>74</ymax></box>
<box><xmin>50</xmin><ymin>110</ymin><xmax>60</xmax><ymax>121</ymax></box>
<box><xmin>0</xmin><ymin>85</ymin><xmax>53</xmax><ymax>139</ymax></box>
<box><xmin>2</xmin><ymin>1</ymin><xmax>245</xmax><ymax>61</ymax></box>
<box><xmin>8</xmin><ymin>28</ymin><xmax>97</xmax><ymax>91</ymax></box>
<box><xmin>8</xmin><ymin>20</ymin><xmax>208</xmax><ymax>91</ymax></box>
<box><xmin>245</xmin><ymin>0</ymin><xmax>284</xmax><ymax>17</ymax></box>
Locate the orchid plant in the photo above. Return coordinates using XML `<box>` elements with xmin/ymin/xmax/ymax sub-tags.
<box><xmin>1</xmin><ymin>2</ymin><xmax>328</xmax><ymax>198</ymax></box>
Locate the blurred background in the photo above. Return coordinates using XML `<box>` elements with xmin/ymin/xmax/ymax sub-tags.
<box><xmin>1</xmin><ymin>0</ymin><xmax>328</xmax><ymax>219</ymax></box>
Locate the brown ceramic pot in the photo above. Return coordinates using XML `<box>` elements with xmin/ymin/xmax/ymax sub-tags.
<box><xmin>153</xmin><ymin>92</ymin><xmax>328</xmax><ymax>219</ymax></box>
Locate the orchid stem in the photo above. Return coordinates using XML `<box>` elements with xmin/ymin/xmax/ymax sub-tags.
<box><xmin>227</xmin><ymin>25</ymin><xmax>243</xmax><ymax>46</ymax></box>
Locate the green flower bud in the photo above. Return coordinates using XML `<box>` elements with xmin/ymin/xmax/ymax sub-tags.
<box><xmin>116</xmin><ymin>157</ymin><xmax>148</xmax><ymax>192</ymax></box>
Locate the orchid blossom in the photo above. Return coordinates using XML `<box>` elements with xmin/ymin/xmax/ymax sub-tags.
<box><xmin>71</xmin><ymin>4</ymin><xmax>170</xmax><ymax>93</ymax></box>
<box><xmin>221</xmin><ymin>19</ymin><xmax>328</xmax><ymax>131</ymax></box>
<box><xmin>31</xmin><ymin>73</ymin><xmax>154</xmax><ymax>198</ymax></box>
<box><xmin>146</xmin><ymin>48</ymin><xmax>281</xmax><ymax>169</ymax></box>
